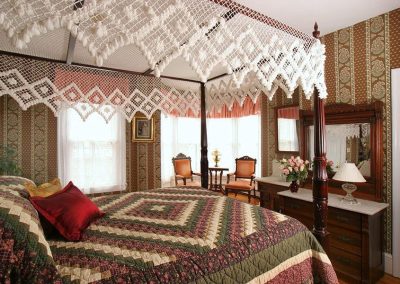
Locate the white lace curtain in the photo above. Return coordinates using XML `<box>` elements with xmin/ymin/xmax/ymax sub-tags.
<box><xmin>57</xmin><ymin>104</ymin><xmax>126</xmax><ymax>193</ymax></box>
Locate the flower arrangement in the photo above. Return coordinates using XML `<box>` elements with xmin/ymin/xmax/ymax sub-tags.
<box><xmin>326</xmin><ymin>160</ymin><xmax>336</xmax><ymax>176</ymax></box>
<box><xmin>279</xmin><ymin>156</ymin><xmax>309</xmax><ymax>182</ymax></box>
<box><xmin>311</xmin><ymin>159</ymin><xmax>336</xmax><ymax>176</ymax></box>
<box><xmin>211</xmin><ymin>149</ymin><xmax>221</xmax><ymax>167</ymax></box>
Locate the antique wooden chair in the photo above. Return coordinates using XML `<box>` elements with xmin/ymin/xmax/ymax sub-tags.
<box><xmin>224</xmin><ymin>156</ymin><xmax>257</xmax><ymax>202</ymax></box>
<box><xmin>172</xmin><ymin>153</ymin><xmax>201</xmax><ymax>186</ymax></box>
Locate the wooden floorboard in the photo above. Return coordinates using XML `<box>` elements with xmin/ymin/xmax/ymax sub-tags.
<box><xmin>226</xmin><ymin>192</ymin><xmax>400</xmax><ymax>284</ymax></box>
<box><xmin>339</xmin><ymin>274</ymin><xmax>400</xmax><ymax>284</ymax></box>
<box><xmin>377</xmin><ymin>274</ymin><xmax>400</xmax><ymax>284</ymax></box>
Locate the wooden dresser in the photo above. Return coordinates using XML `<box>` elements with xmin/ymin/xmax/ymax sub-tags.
<box><xmin>276</xmin><ymin>188</ymin><xmax>388</xmax><ymax>283</ymax></box>
<box><xmin>255</xmin><ymin>176</ymin><xmax>290</xmax><ymax>211</ymax></box>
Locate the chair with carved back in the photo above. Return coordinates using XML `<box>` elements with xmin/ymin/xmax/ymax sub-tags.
<box><xmin>172</xmin><ymin>153</ymin><xmax>201</xmax><ymax>187</ymax></box>
<box><xmin>224</xmin><ymin>156</ymin><xmax>257</xmax><ymax>203</ymax></box>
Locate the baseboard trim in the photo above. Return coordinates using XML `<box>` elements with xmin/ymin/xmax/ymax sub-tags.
<box><xmin>385</xmin><ymin>253</ymin><xmax>393</xmax><ymax>275</ymax></box>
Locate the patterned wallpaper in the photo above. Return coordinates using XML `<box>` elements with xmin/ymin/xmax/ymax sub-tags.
<box><xmin>0</xmin><ymin>96</ymin><xmax>57</xmax><ymax>184</ymax></box>
<box><xmin>126</xmin><ymin>112</ymin><xmax>162</xmax><ymax>191</ymax></box>
<box><xmin>0</xmin><ymin>95</ymin><xmax>161</xmax><ymax>191</ymax></box>
<box><xmin>261</xmin><ymin>8</ymin><xmax>400</xmax><ymax>253</ymax></box>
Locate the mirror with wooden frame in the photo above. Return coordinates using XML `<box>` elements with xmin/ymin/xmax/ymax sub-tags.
<box><xmin>300</xmin><ymin>101</ymin><xmax>383</xmax><ymax>202</ymax></box>
<box><xmin>276</xmin><ymin>105</ymin><xmax>300</xmax><ymax>154</ymax></box>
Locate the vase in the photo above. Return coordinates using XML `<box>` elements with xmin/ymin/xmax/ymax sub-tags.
<box><xmin>289</xmin><ymin>180</ymin><xmax>299</xmax><ymax>193</ymax></box>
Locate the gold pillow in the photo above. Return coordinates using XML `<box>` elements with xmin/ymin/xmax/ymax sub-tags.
<box><xmin>25</xmin><ymin>178</ymin><xmax>62</xmax><ymax>197</ymax></box>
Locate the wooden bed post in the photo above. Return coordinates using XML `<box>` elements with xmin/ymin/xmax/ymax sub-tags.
<box><xmin>200</xmin><ymin>83</ymin><xmax>209</xmax><ymax>188</ymax></box>
<box><xmin>312</xmin><ymin>23</ymin><xmax>330</xmax><ymax>251</ymax></box>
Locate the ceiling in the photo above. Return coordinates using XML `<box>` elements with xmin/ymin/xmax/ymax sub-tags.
<box><xmin>236</xmin><ymin>0</ymin><xmax>400</xmax><ymax>36</ymax></box>
<box><xmin>0</xmin><ymin>0</ymin><xmax>398</xmax><ymax>84</ymax></box>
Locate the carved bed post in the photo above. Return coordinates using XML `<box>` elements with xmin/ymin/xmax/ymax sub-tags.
<box><xmin>312</xmin><ymin>23</ymin><xmax>329</xmax><ymax>251</ymax></box>
<box><xmin>200</xmin><ymin>83</ymin><xmax>209</xmax><ymax>188</ymax></box>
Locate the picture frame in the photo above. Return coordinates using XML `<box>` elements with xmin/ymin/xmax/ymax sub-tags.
<box><xmin>132</xmin><ymin>116</ymin><xmax>155</xmax><ymax>142</ymax></box>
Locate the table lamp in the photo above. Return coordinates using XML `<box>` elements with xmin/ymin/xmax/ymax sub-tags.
<box><xmin>332</xmin><ymin>162</ymin><xmax>366</xmax><ymax>204</ymax></box>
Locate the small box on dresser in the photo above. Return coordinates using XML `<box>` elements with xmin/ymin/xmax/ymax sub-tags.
<box><xmin>278</xmin><ymin>189</ymin><xmax>388</xmax><ymax>284</ymax></box>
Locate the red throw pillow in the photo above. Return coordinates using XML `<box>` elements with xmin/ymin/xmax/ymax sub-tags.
<box><xmin>30</xmin><ymin>181</ymin><xmax>104</xmax><ymax>241</ymax></box>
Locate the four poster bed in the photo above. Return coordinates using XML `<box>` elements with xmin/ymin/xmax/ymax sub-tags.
<box><xmin>0</xmin><ymin>0</ymin><xmax>336</xmax><ymax>283</ymax></box>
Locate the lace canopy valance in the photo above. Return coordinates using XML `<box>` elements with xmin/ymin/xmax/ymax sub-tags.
<box><xmin>0</xmin><ymin>0</ymin><xmax>327</xmax><ymax>121</ymax></box>
<box><xmin>0</xmin><ymin>54</ymin><xmax>202</xmax><ymax>121</ymax></box>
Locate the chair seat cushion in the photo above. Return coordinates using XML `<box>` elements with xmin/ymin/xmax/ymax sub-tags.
<box><xmin>178</xmin><ymin>181</ymin><xmax>201</xmax><ymax>187</ymax></box>
<box><xmin>225</xmin><ymin>180</ymin><xmax>254</xmax><ymax>190</ymax></box>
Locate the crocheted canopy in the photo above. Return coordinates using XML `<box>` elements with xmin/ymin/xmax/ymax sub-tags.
<box><xmin>0</xmin><ymin>0</ymin><xmax>327</xmax><ymax>121</ymax></box>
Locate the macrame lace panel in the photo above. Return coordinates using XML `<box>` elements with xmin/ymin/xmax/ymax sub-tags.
<box><xmin>0</xmin><ymin>0</ymin><xmax>327</xmax><ymax>99</ymax></box>
<box><xmin>0</xmin><ymin>55</ymin><xmax>200</xmax><ymax>122</ymax></box>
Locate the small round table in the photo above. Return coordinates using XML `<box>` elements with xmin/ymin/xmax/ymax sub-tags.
<box><xmin>208</xmin><ymin>167</ymin><xmax>229</xmax><ymax>192</ymax></box>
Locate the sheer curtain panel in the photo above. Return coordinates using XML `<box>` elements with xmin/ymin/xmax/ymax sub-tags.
<box><xmin>58</xmin><ymin>105</ymin><xmax>126</xmax><ymax>194</ymax></box>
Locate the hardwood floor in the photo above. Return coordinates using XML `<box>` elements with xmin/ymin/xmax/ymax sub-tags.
<box><xmin>225</xmin><ymin>192</ymin><xmax>259</xmax><ymax>205</ymax></box>
<box><xmin>226</xmin><ymin>192</ymin><xmax>400</xmax><ymax>284</ymax></box>
<box><xmin>338</xmin><ymin>274</ymin><xmax>400</xmax><ymax>284</ymax></box>
<box><xmin>377</xmin><ymin>274</ymin><xmax>400</xmax><ymax>284</ymax></box>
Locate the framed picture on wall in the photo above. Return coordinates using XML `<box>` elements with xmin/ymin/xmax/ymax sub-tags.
<box><xmin>132</xmin><ymin>116</ymin><xmax>154</xmax><ymax>142</ymax></box>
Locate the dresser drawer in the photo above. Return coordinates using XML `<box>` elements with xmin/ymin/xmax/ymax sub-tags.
<box><xmin>328</xmin><ymin>207</ymin><xmax>361</xmax><ymax>232</ymax></box>
<box><xmin>282</xmin><ymin>198</ymin><xmax>313</xmax><ymax>219</ymax></box>
<box><xmin>329</xmin><ymin>225</ymin><xmax>362</xmax><ymax>255</ymax></box>
<box><xmin>260</xmin><ymin>192</ymin><xmax>272</xmax><ymax>209</ymax></box>
<box><xmin>283</xmin><ymin>208</ymin><xmax>313</xmax><ymax>230</ymax></box>
<box><xmin>330</xmin><ymin>247</ymin><xmax>362</xmax><ymax>282</ymax></box>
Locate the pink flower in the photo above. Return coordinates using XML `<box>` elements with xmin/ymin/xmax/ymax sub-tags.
<box><xmin>328</xmin><ymin>160</ymin><xmax>334</xmax><ymax>166</ymax></box>
<box><xmin>294</xmin><ymin>167</ymin><xmax>299</xmax><ymax>172</ymax></box>
<box><xmin>300</xmin><ymin>165</ymin><xmax>305</xmax><ymax>171</ymax></box>
<box><xmin>282</xmin><ymin>168</ymin><xmax>289</xmax><ymax>175</ymax></box>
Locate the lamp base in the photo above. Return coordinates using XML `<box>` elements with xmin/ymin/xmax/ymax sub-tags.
<box><xmin>341</xmin><ymin>183</ymin><xmax>360</xmax><ymax>205</ymax></box>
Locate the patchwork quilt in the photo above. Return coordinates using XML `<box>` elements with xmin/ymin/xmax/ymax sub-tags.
<box><xmin>0</xmin><ymin>176</ymin><xmax>62</xmax><ymax>283</ymax></box>
<box><xmin>47</xmin><ymin>187</ymin><xmax>338</xmax><ymax>283</ymax></box>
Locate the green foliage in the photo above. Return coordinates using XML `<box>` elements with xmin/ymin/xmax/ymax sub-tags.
<box><xmin>0</xmin><ymin>145</ymin><xmax>21</xmax><ymax>175</ymax></box>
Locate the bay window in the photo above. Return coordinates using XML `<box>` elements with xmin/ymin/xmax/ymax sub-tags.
<box><xmin>161</xmin><ymin>114</ymin><xmax>261</xmax><ymax>187</ymax></box>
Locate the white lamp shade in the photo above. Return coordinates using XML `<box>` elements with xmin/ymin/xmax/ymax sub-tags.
<box><xmin>333</xmin><ymin>163</ymin><xmax>366</xmax><ymax>183</ymax></box>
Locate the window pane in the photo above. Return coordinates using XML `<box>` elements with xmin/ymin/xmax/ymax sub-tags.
<box><xmin>278</xmin><ymin>118</ymin><xmax>299</xmax><ymax>151</ymax></box>
<box><xmin>208</xmin><ymin>118</ymin><xmax>234</xmax><ymax>169</ymax></box>
<box><xmin>59</xmin><ymin>108</ymin><xmax>126</xmax><ymax>194</ymax></box>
